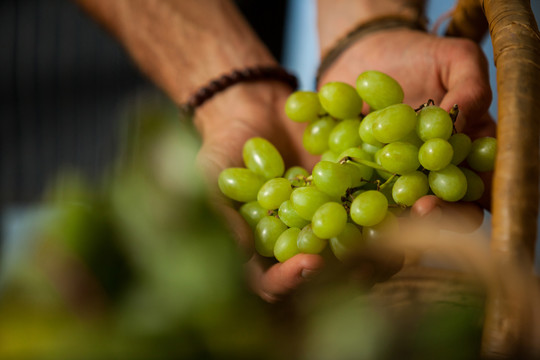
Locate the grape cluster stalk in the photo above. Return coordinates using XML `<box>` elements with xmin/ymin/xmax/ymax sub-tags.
<box><xmin>218</xmin><ymin>70</ymin><xmax>497</xmax><ymax>262</ymax></box>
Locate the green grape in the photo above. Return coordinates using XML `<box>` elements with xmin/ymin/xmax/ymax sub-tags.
<box><xmin>350</xmin><ymin>190</ymin><xmax>388</xmax><ymax>226</ymax></box>
<box><xmin>362</xmin><ymin>142</ymin><xmax>382</xmax><ymax>156</ymax></box>
<box><xmin>355</xmin><ymin>70</ymin><xmax>404</xmax><ymax>110</ymax></box>
<box><xmin>311</xmin><ymin>202</ymin><xmax>348</xmax><ymax>239</ymax></box>
<box><xmin>312</xmin><ymin>161</ymin><xmax>352</xmax><ymax>198</ymax></box>
<box><xmin>416</xmin><ymin>105</ymin><xmax>454</xmax><ymax>141</ymax></box>
<box><xmin>339</xmin><ymin>147</ymin><xmax>374</xmax><ymax>187</ymax></box>
<box><xmin>297</xmin><ymin>224</ymin><xmax>327</xmax><ymax>254</ymax></box>
<box><xmin>460</xmin><ymin>167</ymin><xmax>485</xmax><ymax>201</ymax></box>
<box><xmin>321</xmin><ymin>149</ymin><xmax>340</xmax><ymax>162</ymax></box>
<box><xmin>428</xmin><ymin>164</ymin><xmax>467</xmax><ymax>202</ymax></box>
<box><xmin>274</xmin><ymin>227</ymin><xmax>301</xmax><ymax>263</ymax></box>
<box><xmin>374</xmin><ymin>149</ymin><xmax>394</xmax><ymax>180</ymax></box>
<box><xmin>254</xmin><ymin>216</ymin><xmax>288</xmax><ymax>257</ymax></box>
<box><xmin>401</xmin><ymin>129</ymin><xmax>424</xmax><ymax>148</ymax></box>
<box><xmin>372</xmin><ymin>104</ymin><xmax>417</xmax><ymax>143</ymax></box>
<box><xmin>243</xmin><ymin>137</ymin><xmax>285</xmax><ymax>179</ymax></box>
<box><xmin>239</xmin><ymin>201</ymin><xmax>268</xmax><ymax>228</ymax></box>
<box><xmin>392</xmin><ymin>171</ymin><xmax>429</xmax><ymax>206</ymax></box>
<box><xmin>278</xmin><ymin>200</ymin><xmax>310</xmax><ymax>229</ymax></box>
<box><xmin>257</xmin><ymin>177</ymin><xmax>292</xmax><ymax>210</ymax></box>
<box><xmin>359</xmin><ymin>112</ymin><xmax>384</xmax><ymax>147</ymax></box>
<box><xmin>378</xmin><ymin>177</ymin><xmax>397</xmax><ymax>205</ymax></box>
<box><xmin>319</xmin><ymin>81</ymin><xmax>363</xmax><ymax>119</ymax></box>
<box><xmin>363</xmin><ymin>211</ymin><xmax>399</xmax><ymax>245</ymax></box>
<box><xmin>448</xmin><ymin>133</ymin><xmax>472</xmax><ymax>165</ymax></box>
<box><xmin>291</xmin><ymin>186</ymin><xmax>331</xmax><ymax>220</ymax></box>
<box><xmin>329</xmin><ymin>222</ymin><xmax>364</xmax><ymax>261</ymax></box>
<box><xmin>418</xmin><ymin>138</ymin><xmax>454</xmax><ymax>171</ymax></box>
<box><xmin>379</xmin><ymin>142</ymin><xmax>420</xmax><ymax>174</ymax></box>
<box><xmin>303</xmin><ymin>116</ymin><xmax>336</xmax><ymax>155</ymax></box>
<box><xmin>467</xmin><ymin>137</ymin><xmax>497</xmax><ymax>172</ymax></box>
<box><xmin>284</xmin><ymin>91</ymin><xmax>322</xmax><ymax>122</ymax></box>
<box><xmin>328</xmin><ymin>118</ymin><xmax>362</xmax><ymax>154</ymax></box>
<box><xmin>218</xmin><ymin>167</ymin><xmax>266</xmax><ymax>202</ymax></box>
<box><xmin>284</xmin><ymin>166</ymin><xmax>309</xmax><ymax>187</ymax></box>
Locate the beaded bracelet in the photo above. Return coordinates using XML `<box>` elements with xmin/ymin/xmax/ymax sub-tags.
<box><xmin>316</xmin><ymin>15</ymin><xmax>427</xmax><ymax>86</ymax></box>
<box><xmin>180</xmin><ymin>66</ymin><xmax>298</xmax><ymax>114</ymax></box>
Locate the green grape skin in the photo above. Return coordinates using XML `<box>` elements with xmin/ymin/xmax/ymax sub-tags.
<box><xmin>312</xmin><ymin>161</ymin><xmax>352</xmax><ymax>199</ymax></box>
<box><xmin>257</xmin><ymin>177</ymin><xmax>293</xmax><ymax>210</ymax></box>
<box><xmin>284</xmin><ymin>91</ymin><xmax>322</xmax><ymax>122</ymax></box>
<box><xmin>379</xmin><ymin>142</ymin><xmax>420</xmax><ymax>175</ymax></box>
<box><xmin>460</xmin><ymin>167</ymin><xmax>485</xmax><ymax>202</ymax></box>
<box><xmin>359</xmin><ymin>112</ymin><xmax>384</xmax><ymax>147</ymax></box>
<box><xmin>321</xmin><ymin>150</ymin><xmax>340</xmax><ymax>162</ymax></box>
<box><xmin>467</xmin><ymin>137</ymin><xmax>497</xmax><ymax>172</ymax></box>
<box><xmin>338</xmin><ymin>147</ymin><xmax>374</xmax><ymax>187</ymax></box>
<box><xmin>401</xmin><ymin>129</ymin><xmax>424</xmax><ymax>148</ymax></box>
<box><xmin>428</xmin><ymin>164</ymin><xmax>468</xmax><ymax>202</ymax></box>
<box><xmin>372</xmin><ymin>104</ymin><xmax>417</xmax><ymax>144</ymax></box>
<box><xmin>284</xmin><ymin>166</ymin><xmax>309</xmax><ymax>187</ymax></box>
<box><xmin>374</xmin><ymin>149</ymin><xmax>395</xmax><ymax>180</ymax></box>
<box><xmin>350</xmin><ymin>190</ymin><xmax>388</xmax><ymax>227</ymax></box>
<box><xmin>355</xmin><ymin>70</ymin><xmax>404</xmax><ymax>110</ymax></box>
<box><xmin>278</xmin><ymin>200</ymin><xmax>310</xmax><ymax>229</ymax></box>
<box><xmin>274</xmin><ymin>227</ymin><xmax>302</xmax><ymax>263</ymax></box>
<box><xmin>362</xmin><ymin>142</ymin><xmax>382</xmax><ymax>156</ymax></box>
<box><xmin>392</xmin><ymin>171</ymin><xmax>429</xmax><ymax>206</ymax></box>
<box><xmin>311</xmin><ymin>202</ymin><xmax>348</xmax><ymax>239</ymax></box>
<box><xmin>255</xmin><ymin>216</ymin><xmax>288</xmax><ymax>257</ymax></box>
<box><xmin>328</xmin><ymin>118</ymin><xmax>362</xmax><ymax>154</ymax></box>
<box><xmin>319</xmin><ymin>81</ymin><xmax>363</xmax><ymax>119</ymax></box>
<box><xmin>329</xmin><ymin>222</ymin><xmax>364</xmax><ymax>262</ymax></box>
<box><xmin>297</xmin><ymin>224</ymin><xmax>327</xmax><ymax>254</ymax></box>
<box><xmin>416</xmin><ymin>105</ymin><xmax>454</xmax><ymax>141</ymax></box>
<box><xmin>243</xmin><ymin>137</ymin><xmax>285</xmax><ymax>180</ymax></box>
<box><xmin>363</xmin><ymin>211</ymin><xmax>399</xmax><ymax>245</ymax></box>
<box><xmin>239</xmin><ymin>201</ymin><xmax>268</xmax><ymax>228</ymax></box>
<box><xmin>378</xmin><ymin>178</ymin><xmax>397</xmax><ymax>205</ymax></box>
<box><xmin>218</xmin><ymin>167</ymin><xmax>266</xmax><ymax>202</ymax></box>
<box><xmin>448</xmin><ymin>133</ymin><xmax>472</xmax><ymax>165</ymax></box>
<box><xmin>418</xmin><ymin>138</ymin><xmax>454</xmax><ymax>171</ymax></box>
<box><xmin>291</xmin><ymin>186</ymin><xmax>331</xmax><ymax>220</ymax></box>
<box><xmin>303</xmin><ymin>116</ymin><xmax>336</xmax><ymax>155</ymax></box>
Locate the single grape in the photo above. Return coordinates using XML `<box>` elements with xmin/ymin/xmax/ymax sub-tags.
<box><xmin>330</xmin><ymin>222</ymin><xmax>364</xmax><ymax>261</ymax></box>
<box><xmin>312</xmin><ymin>161</ymin><xmax>352</xmax><ymax>198</ymax></box>
<box><xmin>257</xmin><ymin>177</ymin><xmax>292</xmax><ymax>210</ymax></box>
<box><xmin>448</xmin><ymin>133</ymin><xmax>472</xmax><ymax>165</ymax></box>
<box><xmin>254</xmin><ymin>216</ymin><xmax>288</xmax><ymax>257</ymax></box>
<box><xmin>372</xmin><ymin>104</ymin><xmax>417</xmax><ymax>143</ymax></box>
<box><xmin>338</xmin><ymin>147</ymin><xmax>374</xmax><ymax>187</ymax></box>
<box><xmin>428</xmin><ymin>164</ymin><xmax>467</xmax><ymax>202</ymax></box>
<box><xmin>284</xmin><ymin>166</ymin><xmax>309</xmax><ymax>187</ymax></box>
<box><xmin>303</xmin><ymin>116</ymin><xmax>336</xmax><ymax>155</ymax></box>
<box><xmin>319</xmin><ymin>81</ymin><xmax>363</xmax><ymax>119</ymax></box>
<box><xmin>460</xmin><ymin>167</ymin><xmax>485</xmax><ymax>201</ymax></box>
<box><xmin>350</xmin><ymin>190</ymin><xmax>388</xmax><ymax>226</ymax></box>
<box><xmin>392</xmin><ymin>171</ymin><xmax>429</xmax><ymax>206</ymax></box>
<box><xmin>363</xmin><ymin>211</ymin><xmax>399</xmax><ymax>245</ymax></box>
<box><xmin>401</xmin><ymin>129</ymin><xmax>424</xmax><ymax>148</ymax></box>
<box><xmin>218</xmin><ymin>167</ymin><xmax>266</xmax><ymax>202</ymax></box>
<box><xmin>311</xmin><ymin>202</ymin><xmax>348</xmax><ymax>239</ymax></box>
<box><xmin>284</xmin><ymin>91</ymin><xmax>322</xmax><ymax>122</ymax></box>
<box><xmin>418</xmin><ymin>138</ymin><xmax>454</xmax><ymax>171</ymax></box>
<box><xmin>359</xmin><ymin>112</ymin><xmax>384</xmax><ymax>147</ymax></box>
<box><xmin>297</xmin><ymin>224</ymin><xmax>327</xmax><ymax>254</ymax></box>
<box><xmin>274</xmin><ymin>227</ymin><xmax>301</xmax><ymax>263</ymax></box>
<box><xmin>291</xmin><ymin>186</ymin><xmax>331</xmax><ymax>220</ymax></box>
<box><xmin>361</xmin><ymin>142</ymin><xmax>382</xmax><ymax>156</ymax></box>
<box><xmin>239</xmin><ymin>201</ymin><xmax>268</xmax><ymax>228</ymax></box>
<box><xmin>321</xmin><ymin>149</ymin><xmax>340</xmax><ymax>162</ymax></box>
<box><xmin>278</xmin><ymin>200</ymin><xmax>310</xmax><ymax>229</ymax></box>
<box><xmin>379</xmin><ymin>142</ymin><xmax>420</xmax><ymax>174</ymax></box>
<box><xmin>374</xmin><ymin>149</ymin><xmax>395</xmax><ymax>180</ymax></box>
<box><xmin>243</xmin><ymin>137</ymin><xmax>285</xmax><ymax>179</ymax></box>
<box><xmin>416</xmin><ymin>105</ymin><xmax>453</xmax><ymax>141</ymax></box>
<box><xmin>467</xmin><ymin>137</ymin><xmax>497</xmax><ymax>172</ymax></box>
<box><xmin>328</xmin><ymin>118</ymin><xmax>362</xmax><ymax>154</ymax></box>
<box><xmin>355</xmin><ymin>70</ymin><xmax>404</xmax><ymax>110</ymax></box>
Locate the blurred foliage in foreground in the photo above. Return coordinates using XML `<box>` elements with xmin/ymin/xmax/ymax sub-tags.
<box><xmin>0</xmin><ymin>96</ymin><xmax>484</xmax><ymax>359</ymax></box>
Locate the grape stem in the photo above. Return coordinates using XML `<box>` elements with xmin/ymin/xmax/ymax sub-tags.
<box><xmin>414</xmin><ymin>99</ymin><xmax>435</xmax><ymax>112</ymax></box>
<box><xmin>449</xmin><ymin>104</ymin><xmax>459</xmax><ymax>134</ymax></box>
<box><xmin>339</xmin><ymin>156</ymin><xmax>387</xmax><ymax>172</ymax></box>
<box><xmin>377</xmin><ymin>174</ymin><xmax>397</xmax><ymax>191</ymax></box>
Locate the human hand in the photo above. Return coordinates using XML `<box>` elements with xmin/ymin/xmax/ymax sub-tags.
<box><xmin>319</xmin><ymin>28</ymin><xmax>496</xmax><ymax>231</ymax></box>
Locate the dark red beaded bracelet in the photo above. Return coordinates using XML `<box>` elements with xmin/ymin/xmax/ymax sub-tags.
<box><xmin>180</xmin><ymin>66</ymin><xmax>298</xmax><ymax>114</ymax></box>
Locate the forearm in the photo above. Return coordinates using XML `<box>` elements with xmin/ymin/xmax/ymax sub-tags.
<box><xmin>317</xmin><ymin>0</ymin><xmax>425</xmax><ymax>57</ymax></box>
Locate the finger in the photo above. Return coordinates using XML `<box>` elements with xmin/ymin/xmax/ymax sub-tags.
<box><xmin>411</xmin><ymin>195</ymin><xmax>484</xmax><ymax>233</ymax></box>
<box><xmin>246</xmin><ymin>253</ymin><xmax>325</xmax><ymax>303</ymax></box>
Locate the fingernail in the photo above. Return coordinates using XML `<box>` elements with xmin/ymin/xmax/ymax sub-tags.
<box><xmin>301</xmin><ymin>268</ymin><xmax>320</xmax><ymax>280</ymax></box>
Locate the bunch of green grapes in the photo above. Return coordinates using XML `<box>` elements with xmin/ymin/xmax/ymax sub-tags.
<box><xmin>218</xmin><ymin>70</ymin><xmax>497</xmax><ymax>263</ymax></box>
